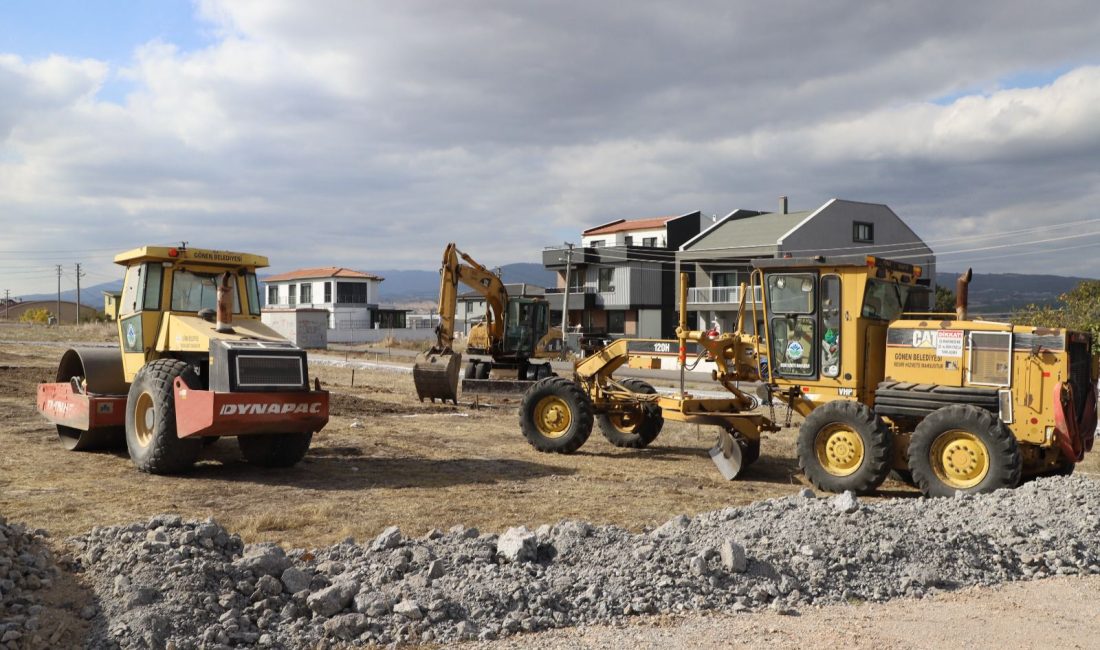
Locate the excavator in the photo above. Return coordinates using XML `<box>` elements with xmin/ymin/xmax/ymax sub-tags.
<box><xmin>412</xmin><ymin>243</ymin><xmax>563</xmax><ymax>403</ymax></box>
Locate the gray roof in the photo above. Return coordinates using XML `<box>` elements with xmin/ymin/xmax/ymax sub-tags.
<box><xmin>682</xmin><ymin>210</ymin><xmax>812</xmax><ymax>252</ymax></box>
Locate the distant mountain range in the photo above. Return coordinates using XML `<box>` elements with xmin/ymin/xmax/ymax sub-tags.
<box><xmin>937</xmin><ymin>271</ymin><xmax>1090</xmax><ymax>313</ymax></box>
<box><xmin>15</xmin><ymin>263</ymin><xmax>556</xmax><ymax>307</ymax></box>
<box><xmin>16</xmin><ymin>266</ymin><xmax>1088</xmax><ymax>313</ymax></box>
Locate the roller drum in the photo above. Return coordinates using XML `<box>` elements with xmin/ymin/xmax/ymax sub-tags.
<box><xmin>54</xmin><ymin>347</ymin><xmax>128</xmax><ymax>450</ymax></box>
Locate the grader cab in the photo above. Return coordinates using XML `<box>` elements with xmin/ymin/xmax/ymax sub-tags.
<box><xmin>518</xmin><ymin>255</ymin><xmax>1098</xmax><ymax>497</ymax></box>
<box><xmin>36</xmin><ymin>244</ymin><xmax>329</xmax><ymax>474</ymax></box>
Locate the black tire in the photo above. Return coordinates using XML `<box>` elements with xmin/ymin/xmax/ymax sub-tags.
<box><xmin>908</xmin><ymin>404</ymin><xmax>1021</xmax><ymax>497</ymax></box>
<box><xmin>238</xmin><ymin>432</ymin><xmax>313</xmax><ymax>468</ymax></box>
<box><xmin>475</xmin><ymin>363</ymin><xmax>490</xmax><ymax>380</ymax></box>
<box><xmin>125</xmin><ymin>359</ymin><xmax>202</xmax><ymax>474</ymax></box>
<box><xmin>741</xmin><ymin>437</ymin><xmax>761</xmax><ymax>467</ymax></box>
<box><xmin>597</xmin><ymin>378</ymin><xmax>664</xmax><ymax>448</ymax></box>
<box><xmin>520</xmin><ymin>377</ymin><xmax>594</xmax><ymax>453</ymax></box>
<box><xmin>797</xmin><ymin>400</ymin><xmax>892</xmax><ymax>494</ymax></box>
<box><xmin>464</xmin><ymin>360</ymin><xmax>477</xmax><ymax>379</ymax></box>
<box><xmin>535</xmin><ymin>364</ymin><xmax>554</xmax><ymax>380</ymax></box>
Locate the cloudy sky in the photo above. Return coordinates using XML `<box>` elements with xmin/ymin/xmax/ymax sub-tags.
<box><xmin>2</xmin><ymin>0</ymin><xmax>1099</xmax><ymax>296</ymax></box>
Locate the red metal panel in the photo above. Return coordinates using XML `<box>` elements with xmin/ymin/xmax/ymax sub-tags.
<box><xmin>37</xmin><ymin>383</ymin><xmax>126</xmax><ymax>431</ymax></box>
<box><xmin>173</xmin><ymin>378</ymin><xmax>329</xmax><ymax>438</ymax></box>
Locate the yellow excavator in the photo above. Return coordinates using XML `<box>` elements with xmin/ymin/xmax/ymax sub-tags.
<box><xmin>412</xmin><ymin>243</ymin><xmax>563</xmax><ymax>403</ymax></box>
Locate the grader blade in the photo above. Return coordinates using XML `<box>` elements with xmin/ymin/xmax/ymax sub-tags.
<box><xmin>412</xmin><ymin>350</ymin><xmax>462</xmax><ymax>403</ymax></box>
<box><xmin>709</xmin><ymin>428</ymin><xmax>744</xmax><ymax>480</ymax></box>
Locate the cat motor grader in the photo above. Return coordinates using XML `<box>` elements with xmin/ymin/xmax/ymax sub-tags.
<box><xmin>519</xmin><ymin>256</ymin><xmax>1098</xmax><ymax>497</ymax></box>
<box><xmin>36</xmin><ymin>244</ymin><xmax>329</xmax><ymax>474</ymax></box>
<box><xmin>413</xmin><ymin>243</ymin><xmax>563</xmax><ymax>403</ymax></box>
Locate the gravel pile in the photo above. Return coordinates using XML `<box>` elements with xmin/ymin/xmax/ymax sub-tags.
<box><xmin>68</xmin><ymin>475</ymin><xmax>1100</xmax><ymax>648</ymax></box>
<box><xmin>0</xmin><ymin>517</ymin><xmax>63</xmax><ymax>648</ymax></box>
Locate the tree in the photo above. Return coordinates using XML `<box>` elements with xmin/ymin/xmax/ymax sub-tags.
<box><xmin>19</xmin><ymin>308</ymin><xmax>51</xmax><ymax>324</ymax></box>
<box><xmin>1014</xmin><ymin>280</ymin><xmax>1100</xmax><ymax>354</ymax></box>
<box><xmin>934</xmin><ymin>285</ymin><xmax>956</xmax><ymax>313</ymax></box>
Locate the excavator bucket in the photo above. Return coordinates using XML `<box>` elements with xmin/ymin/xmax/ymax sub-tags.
<box><xmin>709</xmin><ymin>428</ymin><xmax>744</xmax><ymax>480</ymax></box>
<box><xmin>412</xmin><ymin>350</ymin><xmax>462</xmax><ymax>403</ymax></box>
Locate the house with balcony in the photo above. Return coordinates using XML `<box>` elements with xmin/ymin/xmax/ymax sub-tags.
<box><xmin>677</xmin><ymin>198</ymin><xmax>935</xmax><ymax>334</ymax></box>
<box><xmin>543</xmin><ymin>211</ymin><xmax>703</xmax><ymax>339</ymax></box>
<box><xmin>262</xmin><ymin>267</ymin><xmax>407</xmax><ymax>343</ymax></box>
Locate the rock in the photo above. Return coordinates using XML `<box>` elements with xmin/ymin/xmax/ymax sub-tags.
<box><xmin>720</xmin><ymin>540</ymin><xmax>748</xmax><ymax>572</ymax></box>
<box><xmin>652</xmin><ymin>514</ymin><xmax>691</xmax><ymax>537</ymax></box>
<box><xmin>254</xmin><ymin>574</ymin><xmax>282</xmax><ymax>598</ymax></box>
<box><xmin>322</xmin><ymin>613</ymin><xmax>369</xmax><ymax>639</ymax></box>
<box><xmin>307</xmin><ymin>582</ymin><xmax>356</xmax><ymax>617</ymax></box>
<box><xmin>797</xmin><ymin>488</ymin><xmax>816</xmax><ymax>499</ymax></box>
<box><xmin>832</xmin><ymin>491</ymin><xmax>860</xmax><ymax>514</ymax></box>
<box><xmin>236</xmin><ymin>544</ymin><xmax>291</xmax><ymax>577</ymax></box>
<box><xmin>280</xmin><ymin>567</ymin><xmax>310</xmax><ymax>594</ymax></box>
<box><xmin>393</xmin><ymin>600</ymin><xmax>423</xmax><ymax>620</ymax></box>
<box><xmin>372</xmin><ymin>526</ymin><xmax>403</xmax><ymax>551</ymax></box>
<box><xmin>496</xmin><ymin>527</ymin><xmax>537</xmax><ymax>563</ymax></box>
<box><xmin>125</xmin><ymin>587</ymin><xmax>159</xmax><ymax>609</ymax></box>
<box><xmin>427</xmin><ymin>560</ymin><xmax>445</xmax><ymax>579</ymax></box>
<box><xmin>689</xmin><ymin>555</ymin><xmax>708</xmax><ymax>576</ymax></box>
<box><xmin>354</xmin><ymin>590</ymin><xmax>391</xmax><ymax>616</ymax></box>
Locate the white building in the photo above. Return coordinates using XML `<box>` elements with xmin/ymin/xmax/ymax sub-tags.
<box><xmin>263</xmin><ymin>267</ymin><xmax>400</xmax><ymax>343</ymax></box>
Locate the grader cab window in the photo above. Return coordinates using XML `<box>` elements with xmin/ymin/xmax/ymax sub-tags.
<box><xmin>861</xmin><ymin>279</ymin><xmax>916</xmax><ymax>321</ymax></box>
<box><xmin>820</xmin><ymin>275</ymin><xmax>841</xmax><ymax>377</ymax></box>
<box><xmin>771</xmin><ymin>316</ymin><xmax>816</xmax><ymax>377</ymax></box>
<box><xmin>766</xmin><ymin>274</ymin><xmax>815</xmax><ymax>313</ymax></box>
<box><xmin>171</xmin><ymin>270</ymin><xmax>241</xmax><ymax>314</ymax></box>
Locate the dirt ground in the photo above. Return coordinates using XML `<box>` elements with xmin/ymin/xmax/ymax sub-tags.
<box><xmin>4</xmin><ymin>321</ymin><xmax>1100</xmax><ymax>647</ymax></box>
<box><xmin>0</xmin><ymin>324</ymin><xmax>826</xmax><ymax>548</ymax></box>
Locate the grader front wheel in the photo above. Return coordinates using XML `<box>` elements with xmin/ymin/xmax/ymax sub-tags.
<box><xmin>519</xmin><ymin>377</ymin><xmax>594</xmax><ymax>453</ymax></box>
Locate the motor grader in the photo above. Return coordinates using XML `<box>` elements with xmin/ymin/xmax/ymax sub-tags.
<box><xmin>413</xmin><ymin>243</ymin><xmax>563</xmax><ymax>403</ymax></box>
<box><xmin>519</xmin><ymin>256</ymin><xmax>1098</xmax><ymax>497</ymax></box>
<box><xmin>36</xmin><ymin>244</ymin><xmax>329</xmax><ymax>474</ymax></box>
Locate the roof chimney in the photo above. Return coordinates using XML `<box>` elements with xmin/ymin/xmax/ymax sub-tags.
<box><xmin>779</xmin><ymin>196</ymin><xmax>788</xmax><ymax>214</ymax></box>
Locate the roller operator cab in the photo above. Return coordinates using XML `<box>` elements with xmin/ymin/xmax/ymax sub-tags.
<box><xmin>756</xmin><ymin>256</ymin><xmax>1098</xmax><ymax>497</ymax></box>
<box><xmin>36</xmin><ymin>245</ymin><xmax>329</xmax><ymax>474</ymax></box>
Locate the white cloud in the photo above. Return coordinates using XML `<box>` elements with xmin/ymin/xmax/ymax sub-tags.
<box><xmin>2</xmin><ymin>0</ymin><xmax>1100</xmax><ymax>295</ymax></box>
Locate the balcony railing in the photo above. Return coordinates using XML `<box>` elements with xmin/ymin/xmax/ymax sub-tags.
<box><xmin>687</xmin><ymin>286</ymin><xmax>762</xmax><ymax>304</ymax></box>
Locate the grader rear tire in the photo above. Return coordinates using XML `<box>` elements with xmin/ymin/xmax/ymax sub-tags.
<box><xmin>125</xmin><ymin>359</ymin><xmax>202</xmax><ymax>474</ymax></box>
<box><xmin>597</xmin><ymin>378</ymin><xmax>664</xmax><ymax>449</ymax></box>
<box><xmin>797</xmin><ymin>400</ymin><xmax>892</xmax><ymax>495</ymax></box>
<box><xmin>520</xmin><ymin>377</ymin><xmax>594</xmax><ymax>453</ymax></box>
<box><xmin>238</xmin><ymin>432</ymin><xmax>313</xmax><ymax>468</ymax></box>
<box><xmin>908</xmin><ymin>404</ymin><xmax>1020</xmax><ymax>497</ymax></box>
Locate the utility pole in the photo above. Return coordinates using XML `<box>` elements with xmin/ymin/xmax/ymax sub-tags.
<box><xmin>75</xmin><ymin>263</ymin><xmax>85</xmax><ymax>324</ymax></box>
<box><xmin>559</xmin><ymin>242</ymin><xmax>575</xmax><ymax>351</ymax></box>
<box><xmin>56</xmin><ymin>265</ymin><xmax>62</xmax><ymax>325</ymax></box>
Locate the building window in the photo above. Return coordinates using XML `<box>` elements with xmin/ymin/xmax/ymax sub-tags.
<box><xmin>300</xmin><ymin>283</ymin><xmax>312</xmax><ymax>304</ymax></box>
<box><xmin>267</xmin><ymin>285</ymin><xmax>278</xmax><ymax>306</ymax></box>
<box><xmin>712</xmin><ymin>271</ymin><xmax>738</xmax><ymax>287</ymax></box>
<box><xmin>642</xmin><ymin>237</ymin><xmax>657</xmax><ymax>247</ymax></box>
<box><xmin>624</xmin><ymin>236</ymin><xmax>633</xmax><ymax>246</ymax></box>
<box><xmin>287</xmin><ymin>284</ymin><xmax>297</xmax><ymax>306</ymax></box>
<box><xmin>324</xmin><ymin>281</ymin><xmax>332</xmax><ymax>303</ymax></box>
<box><xmin>853</xmin><ymin>221</ymin><xmax>874</xmax><ymax>243</ymax></box>
<box><xmin>608</xmin><ymin>310</ymin><xmax>626</xmax><ymax>334</ymax></box>
<box><xmin>569</xmin><ymin>270</ymin><xmax>585</xmax><ymax>290</ymax></box>
<box><xmin>336</xmin><ymin>281</ymin><xmax>368</xmax><ymax>304</ymax></box>
<box><xmin>598</xmin><ymin>267</ymin><xmax>615</xmax><ymax>292</ymax></box>
<box><xmin>590</xmin><ymin>240</ymin><xmax>605</xmax><ymax>248</ymax></box>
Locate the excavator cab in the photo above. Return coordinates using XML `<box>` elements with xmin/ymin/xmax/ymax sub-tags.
<box><xmin>502</xmin><ymin>298</ymin><xmax>549</xmax><ymax>357</ymax></box>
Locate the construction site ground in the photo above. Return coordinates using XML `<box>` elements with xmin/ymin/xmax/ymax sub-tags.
<box><xmin>3</xmin><ymin>322</ymin><xmax>1100</xmax><ymax>647</ymax></box>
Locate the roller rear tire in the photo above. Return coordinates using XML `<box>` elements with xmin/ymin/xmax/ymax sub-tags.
<box><xmin>125</xmin><ymin>359</ymin><xmax>202</xmax><ymax>474</ymax></box>
<box><xmin>238</xmin><ymin>432</ymin><xmax>313</xmax><ymax>468</ymax></box>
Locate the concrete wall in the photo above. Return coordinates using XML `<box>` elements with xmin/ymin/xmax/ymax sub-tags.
<box><xmin>327</xmin><ymin>328</ymin><xmax>436</xmax><ymax>344</ymax></box>
<box><xmin>261</xmin><ymin>309</ymin><xmax>329</xmax><ymax>348</ymax></box>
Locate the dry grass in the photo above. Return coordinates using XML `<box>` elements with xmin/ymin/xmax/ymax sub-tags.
<box><xmin>0</xmin><ymin>321</ymin><xmax>116</xmax><ymax>343</ymax></box>
<box><xmin>3</xmin><ymin>333</ymin><xmax>1096</xmax><ymax>551</ymax></box>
